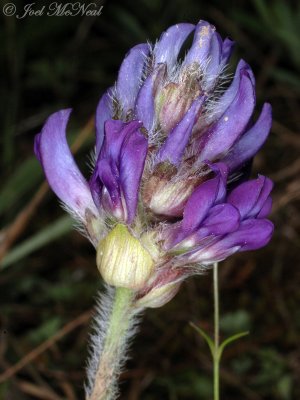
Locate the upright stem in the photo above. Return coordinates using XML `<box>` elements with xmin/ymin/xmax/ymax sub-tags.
<box><xmin>87</xmin><ymin>287</ymin><xmax>135</xmax><ymax>400</ymax></box>
<box><xmin>213</xmin><ymin>262</ymin><xmax>220</xmax><ymax>400</ymax></box>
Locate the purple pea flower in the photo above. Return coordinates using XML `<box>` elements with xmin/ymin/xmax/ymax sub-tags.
<box><xmin>137</xmin><ymin>164</ymin><xmax>273</xmax><ymax>308</ymax></box>
<box><xmin>34</xmin><ymin>112</ymin><xmax>148</xmax><ymax>244</ymax></box>
<box><xmin>34</xmin><ymin>20</ymin><xmax>274</xmax><ymax>306</ymax></box>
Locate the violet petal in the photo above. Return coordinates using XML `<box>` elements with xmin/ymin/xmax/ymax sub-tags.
<box><xmin>223</xmin><ymin>103</ymin><xmax>272</xmax><ymax>171</ymax></box>
<box><xmin>182</xmin><ymin>173</ymin><xmax>221</xmax><ymax>234</ymax></box>
<box><xmin>221</xmin><ymin>38</ymin><xmax>235</xmax><ymax>64</ymax></box>
<box><xmin>204</xmin><ymin>32</ymin><xmax>222</xmax><ymax>90</ymax></box>
<box><xmin>135</xmin><ymin>64</ymin><xmax>166</xmax><ymax>132</ymax></box>
<box><xmin>183</xmin><ymin>20</ymin><xmax>215</xmax><ymax>68</ymax></box>
<box><xmin>227</xmin><ymin>176</ymin><xmax>265</xmax><ymax>219</ymax></box>
<box><xmin>101</xmin><ymin>119</ymin><xmax>142</xmax><ymax>161</ymax></box>
<box><xmin>162</xmin><ymin>223</ymin><xmax>183</xmax><ymax>250</ymax></box>
<box><xmin>248</xmin><ymin>176</ymin><xmax>273</xmax><ymax>218</ymax></box>
<box><xmin>210</xmin><ymin>60</ymin><xmax>254</xmax><ymax>123</ymax></box>
<box><xmin>116</xmin><ymin>43</ymin><xmax>149</xmax><ymax>111</ymax></box>
<box><xmin>90</xmin><ymin>158</ymin><xmax>124</xmax><ymax>220</ymax></box>
<box><xmin>154</xmin><ymin>23</ymin><xmax>195</xmax><ymax>68</ymax></box>
<box><xmin>214</xmin><ymin>219</ymin><xmax>274</xmax><ymax>252</ymax></box>
<box><xmin>198</xmin><ymin>70</ymin><xmax>255</xmax><ymax>162</ymax></box>
<box><xmin>189</xmin><ymin>218</ymin><xmax>273</xmax><ymax>264</ymax></box>
<box><xmin>257</xmin><ymin>197</ymin><xmax>272</xmax><ymax>219</ymax></box>
<box><xmin>92</xmin><ymin>120</ymin><xmax>147</xmax><ymax>223</ymax></box>
<box><xmin>36</xmin><ymin>109</ymin><xmax>98</xmax><ymax>220</ymax></box>
<box><xmin>95</xmin><ymin>87</ymin><xmax>113</xmax><ymax>158</ymax></box>
<box><xmin>209</xmin><ymin>162</ymin><xmax>228</xmax><ymax>203</ymax></box>
<box><xmin>97</xmin><ymin>159</ymin><xmax>120</xmax><ymax>207</ymax></box>
<box><xmin>183</xmin><ymin>203</ymin><xmax>240</xmax><ymax>246</ymax></box>
<box><xmin>156</xmin><ymin>96</ymin><xmax>205</xmax><ymax>165</ymax></box>
<box><xmin>227</xmin><ymin>176</ymin><xmax>273</xmax><ymax>219</ymax></box>
<box><xmin>201</xmin><ymin>203</ymin><xmax>240</xmax><ymax>235</ymax></box>
<box><xmin>119</xmin><ymin>127</ymin><xmax>148</xmax><ymax>223</ymax></box>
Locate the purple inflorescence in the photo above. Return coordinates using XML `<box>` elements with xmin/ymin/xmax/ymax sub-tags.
<box><xmin>35</xmin><ymin>20</ymin><xmax>274</xmax><ymax>307</ymax></box>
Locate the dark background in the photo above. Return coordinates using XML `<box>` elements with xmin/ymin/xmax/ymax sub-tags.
<box><xmin>0</xmin><ymin>0</ymin><xmax>299</xmax><ymax>399</ymax></box>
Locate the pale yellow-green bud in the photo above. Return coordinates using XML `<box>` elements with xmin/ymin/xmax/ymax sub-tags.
<box><xmin>97</xmin><ymin>224</ymin><xmax>154</xmax><ymax>290</ymax></box>
<box><xmin>136</xmin><ymin>282</ymin><xmax>180</xmax><ymax>309</ymax></box>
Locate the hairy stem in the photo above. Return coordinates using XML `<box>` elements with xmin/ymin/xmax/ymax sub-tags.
<box><xmin>86</xmin><ymin>287</ymin><xmax>135</xmax><ymax>400</ymax></box>
<box><xmin>213</xmin><ymin>262</ymin><xmax>220</xmax><ymax>400</ymax></box>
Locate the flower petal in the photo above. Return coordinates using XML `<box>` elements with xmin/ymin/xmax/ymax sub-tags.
<box><xmin>212</xmin><ymin>219</ymin><xmax>274</xmax><ymax>253</ymax></box>
<box><xmin>154</xmin><ymin>23</ymin><xmax>195</xmax><ymax>68</ymax></box>
<box><xmin>182</xmin><ymin>173</ymin><xmax>221</xmax><ymax>234</ymax></box>
<box><xmin>116</xmin><ymin>43</ymin><xmax>150</xmax><ymax>111</ymax></box>
<box><xmin>198</xmin><ymin>70</ymin><xmax>255</xmax><ymax>162</ymax></box>
<box><xmin>183</xmin><ymin>20</ymin><xmax>215</xmax><ymax>68</ymax></box>
<box><xmin>156</xmin><ymin>96</ymin><xmax>205</xmax><ymax>165</ymax></box>
<box><xmin>135</xmin><ymin>64</ymin><xmax>166</xmax><ymax>132</ymax></box>
<box><xmin>95</xmin><ymin>159</ymin><xmax>120</xmax><ymax>208</ymax></box>
<box><xmin>208</xmin><ymin>60</ymin><xmax>254</xmax><ymax>124</ymax></box>
<box><xmin>209</xmin><ymin>162</ymin><xmax>228</xmax><ymax>203</ymax></box>
<box><xmin>35</xmin><ymin>109</ymin><xmax>98</xmax><ymax>220</ymax></box>
<box><xmin>187</xmin><ymin>219</ymin><xmax>273</xmax><ymax>264</ymax></box>
<box><xmin>101</xmin><ymin>120</ymin><xmax>141</xmax><ymax>161</ymax></box>
<box><xmin>95</xmin><ymin>87</ymin><xmax>113</xmax><ymax>158</ymax></box>
<box><xmin>223</xmin><ymin>103</ymin><xmax>272</xmax><ymax>171</ymax></box>
<box><xmin>175</xmin><ymin>203</ymin><xmax>240</xmax><ymax>251</ymax></box>
<box><xmin>227</xmin><ymin>176</ymin><xmax>273</xmax><ymax>219</ymax></box>
<box><xmin>119</xmin><ymin>126</ymin><xmax>148</xmax><ymax>223</ymax></box>
<box><xmin>227</xmin><ymin>176</ymin><xmax>264</xmax><ymax>219</ymax></box>
<box><xmin>257</xmin><ymin>197</ymin><xmax>272</xmax><ymax>218</ymax></box>
<box><xmin>221</xmin><ymin>38</ymin><xmax>235</xmax><ymax>64</ymax></box>
<box><xmin>204</xmin><ymin>32</ymin><xmax>222</xmax><ymax>90</ymax></box>
<box><xmin>91</xmin><ymin>120</ymin><xmax>148</xmax><ymax>223</ymax></box>
<box><xmin>200</xmin><ymin>203</ymin><xmax>240</xmax><ymax>235</ymax></box>
<box><xmin>91</xmin><ymin>120</ymin><xmax>140</xmax><ymax>218</ymax></box>
<box><xmin>249</xmin><ymin>177</ymin><xmax>273</xmax><ymax>218</ymax></box>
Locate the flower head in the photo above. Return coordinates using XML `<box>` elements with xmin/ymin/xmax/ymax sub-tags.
<box><xmin>34</xmin><ymin>20</ymin><xmax>273</xmax><ymax>308</ymax></box>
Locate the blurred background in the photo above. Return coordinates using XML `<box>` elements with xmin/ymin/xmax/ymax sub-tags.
<box><xmin>0</xmin><ymin>0</ymin><xmax>299</xmax><ymax>398</ymax></box>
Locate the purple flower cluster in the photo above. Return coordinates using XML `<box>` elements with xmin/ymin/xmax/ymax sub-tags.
<box><xmin>35</xmin><ymin>21</ymin><xmax>273</xmax><ymax>306</ymax></box>
<box><xmin>163</xmin><ymin>164</ymin><xmax>273</xmax><ymax>261</ymax></box>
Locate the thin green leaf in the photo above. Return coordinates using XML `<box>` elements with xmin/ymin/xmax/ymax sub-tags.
<box><xmin>189</xmin><ymin>322</ymin><xmax>215</xmax><ymax>357</ymax></box>
<box><xmin>218</xmin><ymin>331</ymin><xmax>249</xmax><ymax>359</ymax></box>
<box><xmin>0</xmin><ymin>216</ymin><xmax>73</xmax><ymax>269</ymax></box>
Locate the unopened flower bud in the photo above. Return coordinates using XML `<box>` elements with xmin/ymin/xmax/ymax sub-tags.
<box><xmin>136</xmin><ymin>282</ymin><xmax>180</xmax><ymax>309</ymax></box>
<box><xmin>97</xmin><ymin>224</ymin><xmax>154</xmax><ymax>290</ymax></box>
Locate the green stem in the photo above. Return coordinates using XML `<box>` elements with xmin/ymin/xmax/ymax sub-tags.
<box><xmin>87</xmin><ymin>287</ymin><xmax>134</xmax><ymax>400</ymax></box>
<box><xmin>213</xmin><ymin>262</ymin><xmax>220</xmax><ymax>400</ymax></box>
<box><xmin>191</xmin><ymin>263</ymin><xmax>248</xmax><ymax>399</ymax></box>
